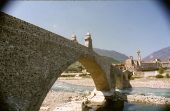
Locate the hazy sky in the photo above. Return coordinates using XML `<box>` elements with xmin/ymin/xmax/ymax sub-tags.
<box><xmin>1</xmin><ymin>1</ymin><xmax>170</xmax><ymax>59</ymax></box>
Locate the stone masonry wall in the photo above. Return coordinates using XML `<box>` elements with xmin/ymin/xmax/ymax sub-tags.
<box><xmin>0</xmin><ymin>12</ymin><xmax>120</xmax><ymax>111</ymax></box>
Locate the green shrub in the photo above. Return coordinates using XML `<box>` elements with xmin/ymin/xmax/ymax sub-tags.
<box><xmin>156</xmin><ymin>74</ymin><xmax>163</xmax><ymax>78</ymax></box>
<box><xmin>158</xmin><ymin>67</ymin><xmax>164</xmax><ymax>74</ymax></box>
<box><xmin>133</xmin><ymin>77</ymin><xmax>141</xmax><ymax>79</ymax></box>
<box><xmin>130</xmin><ymin>77</ymin><xmax>135</xmax><ymax>80</ymax></box>
<box><xmin>82</xmin><ymin>75</ymin><xmax>92</xmax><ymax>78</ymax></box>
<box><xmin>65</xmin><ymin>67</ymin><xmax>82</xmax><ymax>73</ymax></box>
<box><xmin>81</xmin><ymin>74</ymin><xmax>92</xmax><ymax>78</ymax></box>
<box><xmin>130</xmin><ymin>76</ymin><xmax>142</xmax><ymax>80</ymax></box>
<box><xmin>65</xmin><ymin>62</ymin><xmax>85</xmax><ymax>73</ymax></box>
<box><xmin>60</xmin><ymin>75</ymin><xmax>75</xmax><ymax>77</ymax></box>
<box><xmin>166</xmin><ymin>73</ymin><xmax>170</xmax><ymax>78</ymax></box>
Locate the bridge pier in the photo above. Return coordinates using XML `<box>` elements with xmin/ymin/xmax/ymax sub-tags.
<box><xmin>81</xmin><ymin>88</ymin><xmax>114</xmax><ymax>111</ymax></box>
<box><xmin>88</xmin><ymin>88</ymin><xmax>115</xmax><ymax>102</ymax></box>
<box><xmin>81</xmin><ymin>87</ymin><xmax>125</xmax><ymax>111</ymax></box>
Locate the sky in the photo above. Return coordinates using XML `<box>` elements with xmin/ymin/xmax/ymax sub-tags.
<box><xmin>1</xmin><ymin>1</ymin><xmax>170</xmax><ymax>60</ymax></box>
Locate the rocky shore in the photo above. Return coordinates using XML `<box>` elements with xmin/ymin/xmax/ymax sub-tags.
<box><xmin>40</xmin><ymin>90</ymin><xmax>87</xmax><ymax>111</ymax></box>
<box><xmin>40</xmin><ymin>77</ymin><xmax>170</xmax><ymax>111</ymax></box>
<box><xmin>130</xmin><ymin>78</ymin><xmax>170</xmax><ymax>88</ymax></box>
<box><xmin>126</xmin><ymin>94</ymin><xmax>170</xmax><ymax>106</ymax></box>
<box><xmin>110</xmin><ymin>91</ymin><xmax>170</xmax><ymax>106</ymax></box>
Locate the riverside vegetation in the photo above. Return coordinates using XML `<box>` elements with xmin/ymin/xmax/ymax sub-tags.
<box><xmin>155</xmin><ymin>67</ymin><xmax>170</xmax><ymax>78</ymax></box>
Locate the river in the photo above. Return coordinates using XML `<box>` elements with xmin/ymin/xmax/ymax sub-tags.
<box><xmin>51</xmin><ymin>81</ymin><xmax>170</xmax><ymax>111</ymax></box>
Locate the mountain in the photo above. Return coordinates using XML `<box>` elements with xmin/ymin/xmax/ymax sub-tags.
<box><xmin>142</xmin><ymin>46</ymin><xmax>170</xmax><ymax>62</ymax></box>
<box><xmin>102</xmin><ymin>56</ymin><xmax>120</xmax><ymax>64</ymax></box>
<box><xmin>93</xmin><ymin>48</ymin><xmax>129</xmax><ymax>62</ymax></box>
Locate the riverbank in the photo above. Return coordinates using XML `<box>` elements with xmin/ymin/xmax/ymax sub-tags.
<box><xmin>40</xmin><ymin>90</ymin><xmax>87</xmax><ymax>111</ymax></box>
<box><xmin>130</xmin><ymin>78</ymin><xmax>170</xmax><ymax>88</ymax></box>
<box><xmin>57</xmin><ymin>77</ymin><xmax>95</xmax><ymax>86</ymax></box>
<box><xmin>40</xmin><ymin>90</ymin><xmax>170</xmax><ymax>111</ymax></box>
<box><xmin>109</xmin><ymin>91</ymin><xmax>170</xmax><ymax>106</ymax></box>
<box><xmin>58</xmin><ymin>77</ymin><xmax>170</xmax><ymax>89</ymax></box>
<box><xmin>40</xmin><ymin>77</ymin><xmax>170</xmax><ymax>111</ymax></box>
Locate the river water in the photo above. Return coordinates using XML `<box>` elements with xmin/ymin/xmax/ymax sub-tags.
<box><xmin>51</xmin><ymin>81</ymin><xmax>170</xmax><ymax>111</ymax></box>
<box><xmin>118</xmin><ymin>87</ymin><xmax>170</xmax><ymax>98</ymax></box>
<box><xmin>51</xmin><ymin>81</ymin><xmax>94</xmax><ymax>93</ymax></box>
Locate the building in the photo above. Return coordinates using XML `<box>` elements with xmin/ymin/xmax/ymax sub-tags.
<box><xmin>162</xmin><ymin>59</ymin><xmax>170</xmax><ymax>68</ymax></box>
<box><xmin>125</xmin><ymin>56</ymin><xmax>135</xmax><ymax>71</ymax></box>
<box><xmin>125</xmin><ymin>50</ymin><xmax>170</xmax><ymax>71</ymax></box>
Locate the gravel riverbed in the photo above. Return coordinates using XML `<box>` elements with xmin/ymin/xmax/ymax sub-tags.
<box><xmin>40</xmin><ymin>77</ymin><xmax>170</xmax><ymax>111</ymax></box>
<box><xmin>40</xmin><ymin>90</ymin><xmax>85</xmax><ymax>111</ymax></box>
<box><xmin>40</xmin><ymin>78</ymin><xmax>94</xmax><ymax>111</ymax></box>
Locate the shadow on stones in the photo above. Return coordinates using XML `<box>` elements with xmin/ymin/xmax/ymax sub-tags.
<box><xmin>81</xmin><ymin>95</ymin><xmax>127</xmax><ymax>111</ymax></box>
<box><xmin>0</xmin><ymin>92</ymin><xmax>17</xmax><ymax>111</ymax></box>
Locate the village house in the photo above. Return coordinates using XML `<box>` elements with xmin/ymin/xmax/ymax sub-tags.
<box><xmin>125</xmin><ymin>51</ymin><xmax>170</xmax><ymax>71</ymax></box>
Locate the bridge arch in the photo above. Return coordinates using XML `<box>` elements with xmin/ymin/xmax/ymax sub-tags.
<box><xmin>78</xmin><ymin>57</ymin><xmax>110</xmax><ymax>91</ymax></box>
<box><xmin>0</xmin><ymin>12</ymin><xmax>113</xmax><ymax>111</ymax></box>
<box><xmin>36</xmin><ymin>55</ymin><xmax>111</xmax><ymax>111</ymax></box>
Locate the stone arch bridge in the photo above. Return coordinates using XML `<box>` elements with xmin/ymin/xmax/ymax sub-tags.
<box><xmin>0</xmin><ymin>12</ymin><xmax>127</xmax><ymax>111</ymax></box>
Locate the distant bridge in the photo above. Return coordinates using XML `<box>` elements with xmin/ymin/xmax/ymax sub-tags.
<box><xmin>0</xmin><ymin>12</ymin><xmax>127</xmax><ymax>111</ymax></box>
